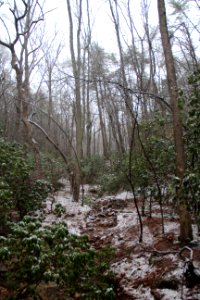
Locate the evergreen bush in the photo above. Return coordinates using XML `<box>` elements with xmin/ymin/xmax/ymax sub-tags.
<box><xmin>0</xmin><ymin>217</ymin><xmax>116</xmax><ymax>299</ymax></box>
<box><xmin>0</xmin><ymin>140</ymin><xmax>52</xmax><ymax>234</ymax></box>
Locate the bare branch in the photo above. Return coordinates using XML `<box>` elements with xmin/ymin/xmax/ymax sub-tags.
<box><xmin>0</xmin><ymin>16</ymin><xmax>12</xmax><ymax>45</ymax></box>
<box><xmin>9</xmin><ymin>0</ymin><xmax>28</xmax><ymax>45</ymax></box>
<box><xmin>0</xmin><ymin>39</ymin><xmax>10</xmax><ymax>49</ymax></box>
<box><xmin>28</xmin><ymin>116</ymin><xmax>69</xmax><ymax>167</ymax></box>
<box><xmin>57</xmin><ymin>68</ymin><xmax>172</xmax><ymax>111</ymax></box>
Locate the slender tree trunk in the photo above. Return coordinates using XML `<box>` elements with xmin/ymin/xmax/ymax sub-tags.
<box><xmin>85</xmin><ymin>0</ymin><xmax>92</xmax><ymax>158</ymax></box>
<box><xmin>95</xmin><ymin>82</ymin><xmax>109</xmax><ymax>158</ymax></box>
<box><xmin>157</xmin><ymin>0</ymin><xmax>192</xmax><ymax>243</ymax></box>
<box><xmin>66</xmin><ymin>0</ymin><xmax>84</xmax><ymax>201</ymax></box>
<box><xmin>109</xmin><ymin>0</ymin><xmax>134</xmax><ymax>149</ymax></box>
<box><xmin>47</xmin><ymin>68</ymin><xmax>53</xmax><ymax>131</ymax></box>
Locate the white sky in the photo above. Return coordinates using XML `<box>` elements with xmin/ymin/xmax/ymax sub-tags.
<box><xmin>43</xmin><ymin>0</ymin><xmax>200</xmax><ymax>58</ymax></box>
<box><xmin>0</xmin><ymin>0</ymin><xmax>199</xmax><ymax>68</ymax></box>
<box><xmin>43</xmin><ymin>0</ymin><xmax>116</xmax><ymax>53</ymax></box>
<box><xmin>0</xmin><ymin>0</ymin><xmax>199</xmax><ymax>56</ymax></box>
<box><xmin>43</xmin><ymin>0</ymin><xmax>159</xmax><ymax>55</ymax></box>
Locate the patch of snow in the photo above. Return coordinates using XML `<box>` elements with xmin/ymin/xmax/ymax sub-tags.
<box><xmin>43</xmin><ymin>189</ymin><xmax>91</xmax><ymax>235</ymax></box>
<box><xmin>164</xmin><ymin>257</ymin><xmax>183</xmax><ymax>280</ymax></box>
<box><xmin>57</xmin><ymin>177</ymin><xmax>69</xmax><ymax>186</ymax></box>
<box><xmin>57</xmin><ymin>195</ymin><xmax>90</xmax><ymax>214</ymax></box>
<box><xmin>164</xmin><ymin>221</ymin><xmax>179</xmax><ymax>234</ymax></box>
<box><xmin>123</xmin><ymin>286</ymin><xmax>155</xmax><ymax>300</ymax></box>
<box><xmin>158</xmin><ymin>289</ymin><xmax>183</xmax><ymax>300</ymax></box>
<box><xmin>192</xmin><ymin>224</ymin><xmax>199</xmax><ymax>240</ymax></box>
<box><xmin>112</xmin><ymin>253</ymin><xmax>153</xmax><ymax>279</ymax></box>
<box><xmin>143</xmin><ymin>225</ymin><xmax>154</xmax><ymax>245</ymax></box>
<box><xmin>40</xmin><ymin>184</ymin><xmax>200</xmax><ymax>300</ymax></box>
<box><xmin>115</xmin><ymin>191</ymin><xmax>133</xmax><ymax>200</ymax></box>
<box><xmin>117</xmin><ymin>212</ymin><xmax>138</xmax><ymax>228</ymax></box>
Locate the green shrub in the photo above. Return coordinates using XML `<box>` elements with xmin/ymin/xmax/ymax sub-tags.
<box><xmin>179</xmin><ymin>70</ymin><xmax>200</xmax><ymax>217</ymax></box>
<box><xmin>41</xmin><ymin>154</ymin><xmax>66</xmax><ymax>191</ymax></box>
<box><xmin>97</xmin><ymin>173</ymin><xmax>124</xmax><ymax>195</ymax></box>
<box><xmin>0</xmin><ymin>217</ymin><xmax>116</xmax><ymax>299</ymax></box>
<box><xmin>96</xmin><ymin>153</ymin><xmax>148</xmax><ymax>195</ymax></box>
<box><xmin>0</xmin><ymin>140</ymin><xmax>52</xmax><ymax>234</ymax></box>
<box><xmin>81</xmin><ymin>155</ymin><xmax>106</xmax><ymax>184</ymax></box>
<box><xmin>54</xmin><ymin>203</ymin><xmax>66</xmax><ymax>217</ymax></box>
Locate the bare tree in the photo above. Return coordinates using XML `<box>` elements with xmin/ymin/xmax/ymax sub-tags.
<box><xmin>65</xmin><ymin>0</ymin><xmax>86</xmax><ymax>201</ymax></box>
<box><xmin>109</xmin><ymin>0</ymin><xmax>135</xmax><ymax>149</ymax></box>
<box><xmin>41</xmin><ymin>38</ymin><xmax>63</xmax><ymax>132</ymax></box>
<box><xmin>0</xmin><ymin>0</ymin><xmax>45</xmax><ymax>178</ymax></box>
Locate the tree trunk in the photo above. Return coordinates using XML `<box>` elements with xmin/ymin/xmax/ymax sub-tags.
<box><xmin>157</xmin><ymin>0</ymin><xmax>192</xmax><ymax>243</ymax></box>
<box><xmin>95</xmin><ymin>82</ymin><xmax>109</xmax><ymax>158</ymax></box>
<box><xmin>11</xmin><ymin>50</ymin><xmax>43</xmax><ymax>179</ymax></box>
<box><xmin>66</xmin><ymin>0</ymin><xmax>84</xmax><ymax>201</ymax></box>
<box><xmin>109</xmin><ymin>0</ymin><xmax>134</xmax><ymax>149</ymax></box>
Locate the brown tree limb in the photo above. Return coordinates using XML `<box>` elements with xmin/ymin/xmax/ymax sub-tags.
<box><xmin>28</xmin><ymin>117</ymin><xmax>69</xmax><ymax>168</ymax></box>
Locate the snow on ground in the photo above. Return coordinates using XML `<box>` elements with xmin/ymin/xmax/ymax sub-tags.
<box><xmin>40</xmin><ymin>180</ymin><xmax>200</xmax><ymax>299</ymax></box>
<box><xmin>43</xmin><ymin>183</ymin><xmax>91</xmax><ymax>235</ymax></box>
<box><xmin>158</xmin><ymin>289</ymin><xmax>183</xmax><ymax>300</ymax></box>
<box><xmin>122</xmin><ymin>286</ymin><xmax>155</xmax><ymax>300</ymax></box>
<box><xmin>115</xmin><ymin>191</ymin><xmax>134</xmax><ymax>200</ymax></box>
<box><xmin>112</xmin><ymin>254</ymin><xmax>155</xmax><ymax>278</ymax></box>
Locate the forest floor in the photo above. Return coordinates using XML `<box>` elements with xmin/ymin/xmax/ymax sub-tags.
<box><xmin>41</xmin><ymin>179</ymin><xmax>200</xmax><ymax>300</ymax></box>
<box><xmin>1</xmin><ymin>179</ymin><xmax>200</xmax><ymax>300</ymax></box>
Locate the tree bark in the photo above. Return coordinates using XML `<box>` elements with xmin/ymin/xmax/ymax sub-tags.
<box><xmin>66</xmin><ymin>0</ymin><xmax>84</xmax><ymax>201</ymax></box>
<box><xmin>157</xmin><ymin>0</ymin><xmax>192</xmax><ymax>243</ymax></box>
<box><xmin>109</xmin><ymin>0</ymin><xmax>134</xmax><ymax>149</ymax></box>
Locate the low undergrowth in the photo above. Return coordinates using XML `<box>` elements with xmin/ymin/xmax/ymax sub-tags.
<box><xmin>0</xmin><ymin>217</ymin><xmax>116</xmax><ymax>300</ymax></box>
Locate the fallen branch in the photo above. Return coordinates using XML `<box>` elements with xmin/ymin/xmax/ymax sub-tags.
<box><xmin>149</xmin><ymin>249</ymin><xmax>178</xmax><ymax>256</ymax></box>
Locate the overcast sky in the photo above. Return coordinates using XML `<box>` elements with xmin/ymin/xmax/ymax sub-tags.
<box><xmin>43</xmin><ymin>0</ymin><xmax>200</xmax><ymax>59</ymax></box>
<box><xmin>1</xmin><ymin>0</ymin><xmax>199</xmax><ymax>60</ymax></box>
<box><xmin>43</xmin><ymin>0</ymin><xmax>159</xmax><ymax>55</ymax></box>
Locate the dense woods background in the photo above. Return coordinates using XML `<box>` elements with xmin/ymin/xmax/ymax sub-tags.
<box><xmin>0</xmin><ymin>1</ymin><xmax>200</xmax><ymax>298</ymax></box>
<box><xmin>0</xmin><ymin>0</ymin><xmax>200</xmax><ymax>299</ymax></box>
<box><xmin>0</xmin><ymin>0</ymin><xmax>200</xmax><ymax>238</ymax></box>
